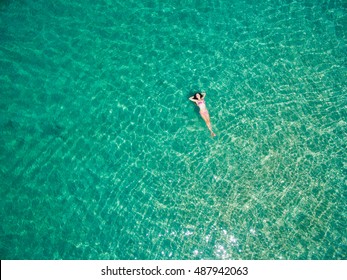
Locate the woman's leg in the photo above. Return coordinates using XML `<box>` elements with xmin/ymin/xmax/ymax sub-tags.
<box><xmin>201</xmin><ymin>113</ymin><xmax>216</xmax><ymax>136</ymax></box>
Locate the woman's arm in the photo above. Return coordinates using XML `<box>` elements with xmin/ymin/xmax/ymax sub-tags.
<box><xmin>189</xmin><ymin>96</ymin><xmax>197</xmax><ymax>102</ymax></box>
<box><xmin>201</xmin><ymin>92</ymin><xmax>206</xmax><ymax>98</ymax></box>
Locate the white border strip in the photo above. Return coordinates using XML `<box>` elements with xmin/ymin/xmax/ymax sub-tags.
<box><xmin>1</xmin><ymin>260</ymin><xmax>346</xmax><ymax>280</ymax></box>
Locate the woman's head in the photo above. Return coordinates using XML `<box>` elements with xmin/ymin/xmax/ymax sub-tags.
<box><xmin>194</xmin><ymin>93</ymin><xmax>202</xmax><ymax>100</ymax></box>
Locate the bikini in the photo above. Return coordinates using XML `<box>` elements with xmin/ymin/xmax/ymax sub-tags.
<box><xmin>197</xmin><ymin>100</ymin><xmax>209</xmax><ymax>117</ymax></box>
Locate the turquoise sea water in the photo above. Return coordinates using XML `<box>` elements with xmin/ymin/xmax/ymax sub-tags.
<box><xmin>1</xmin><ymin>0</ymin><xmax>346</xmax><ymax>260</ymax></box>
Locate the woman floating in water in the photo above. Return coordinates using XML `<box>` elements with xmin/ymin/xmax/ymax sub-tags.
<box><xmin>189</xmin><ymin>92</ymin><xmax>216</xmax><ymax>137</ymax></box>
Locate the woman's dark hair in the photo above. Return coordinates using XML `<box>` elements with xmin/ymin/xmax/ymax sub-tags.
<box><xmin>192</xmin><ymin>92</ymin><xmax>203</xmax><ymax>100</ymax></box>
